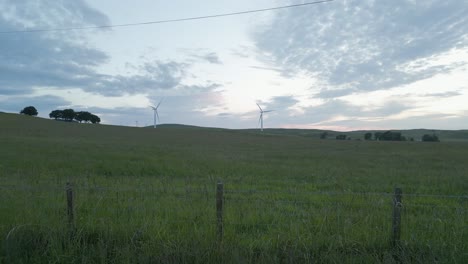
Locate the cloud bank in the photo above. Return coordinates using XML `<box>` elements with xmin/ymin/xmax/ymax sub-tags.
<box><xmin>255</xmin><ymin>0</ymin><xmax>468</xmax><ymax>96</ymax></box>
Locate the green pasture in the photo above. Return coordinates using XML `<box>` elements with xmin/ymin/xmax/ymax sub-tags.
<box><xmin>0</xmin><ymin>113</ymin><xmax>467</xmax><ymax>263</ymax></box>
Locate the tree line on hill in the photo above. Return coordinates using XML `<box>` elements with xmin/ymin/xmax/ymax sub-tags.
<box><xmin>20</xmin><ymin>106</ymin><xmax>100</xmax><ymax>124</ymax></box>
<box><xmin>321</xmin><ymin>130</ymin><xmax>439</xmax><ymax>142</ymax></box>
<box><xmin>18</xmin><ymin>106</ymin><xmax>440</xmax><ymax>140</ymax></box>
<box><xmin>49</xmin><ymin>109</ymin><xmax>101</xmax><ymax>123</ymax></box>
<box><xmin>370</xmin><ymin>131</ymin><xmax>439</xmax><ymax>142</ymax></box>
<box><xmin>19</xmin><ymin>106</ymin><xmax>101</xmax><ymax>124</ymax></box>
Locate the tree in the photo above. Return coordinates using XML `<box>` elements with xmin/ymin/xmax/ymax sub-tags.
<box><xmin>20</xmin><ymin>106</ymin><xmax>38</xmax><ymax>116</ymax></box>
<box><xmin>364</xmin><ymin>132</ymin><xmax>372</xmax><ymax>140</ymax></box>
<box><xmin>379</xmin><ymin>131</ymin><xmax>404</xmax><ymax>141</ymax></box>
<box><xmin>336</xmin><ymin>134</ymin><xmax>347</xmax><ymax>140</ymax></box>
<box><xmin>62</xmin><ymin>109</ymin><xmax>75</xmax><ymax>121</ymax></box>
<box><xmin>90</xmin><ymin>114</ymin><xmax>101</xmax><ymax>124</ymax></box>
<box><xmin>422</xmin><ymin>134</ymin><xmax>439</xmax><ymax>142</ymax></box>
<box><xmin>320</xmin><ymin>131</ymin><xmax>328</xmax><ymax>139</ymax></box>
<box><xmin>374</xmin><ymin>132</ymin><xmax>383</xmax><ymax>140</ymax></box>
<box><xmin>49</xmin><ymin>110</ymin><xmax>63</xmax><ymax>120</ymax></box>
<box><xmin>75</xmin><ymin>111</ymin><xmax>93</xmax><ymax>123</ymax></box>
<box><xmin>49</xmin><ymin>108</ymin><xmax>100</xmax><ymax>124</ymax></box>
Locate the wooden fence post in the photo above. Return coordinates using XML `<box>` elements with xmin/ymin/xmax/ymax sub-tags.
<box><xmin>391</xmin><ymin>187</ymin><xmax>402</xmax><ymax>247</ymax></box>
<box><xmin>66</xmin><ymin>182</ymin><xmax>75</xmax><ymax>232</ymax></box>
<box><xmin>216</xmin><ymin>181</ymin><xmax>224</xmax><ymax>242</ymax></box>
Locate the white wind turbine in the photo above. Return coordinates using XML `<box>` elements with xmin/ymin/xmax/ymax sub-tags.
<box><xmin>256</xmin><ymin>103</ymin><xmax>273</xmax><ymax>132</ymax></box>
<box><xmin>150</xmin><ymin>100</ymin><xmax>163</xmax><ymax>128</ymax></box>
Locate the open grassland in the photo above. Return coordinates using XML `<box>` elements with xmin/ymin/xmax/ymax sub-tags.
<box><xmin>0</xmin><ymin>113</ymin><xmax>467</xmax><ymax>263</ymax></box>
<box><xmin>253</xmin><ymin>128</ymin><xmax>468</xmax><ymax>142</ymax></box>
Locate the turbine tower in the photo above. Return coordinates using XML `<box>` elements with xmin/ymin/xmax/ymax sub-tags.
<box><xmin>257</xmin><ymin>103</ymin><xmax>273</xmax><ymax>132</ymax></box>
<box><xmin>150</xmin><ymin>100</ymin><xmax>163</xmax><ymax>128</ymax></box>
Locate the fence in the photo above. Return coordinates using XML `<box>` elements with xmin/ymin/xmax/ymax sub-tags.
<box><xmin>1</xmin><ymin>181</ymin><xmax>466</xmax><ymax>250</ymax></box>
<box><xmin>66</xmin><ymin>182</ymin><xmax>402</xmax><ymax>247</ymax></box>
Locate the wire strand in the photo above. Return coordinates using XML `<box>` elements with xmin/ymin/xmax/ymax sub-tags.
<box><xmin>0</xmin><ymin>1</ymin><xmax>334</xmax><ymax>34</ymax></box>
<box><xmin>1</xmin><ymin>184</ymin><xmax>467</xmax><ymax>199</ymax></box>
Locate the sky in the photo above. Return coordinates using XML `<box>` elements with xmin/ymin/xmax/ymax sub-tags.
<box><xmin>1</xmin><ymin>0</ymin><xmax>467</xmax><ymax>130</ymax></box>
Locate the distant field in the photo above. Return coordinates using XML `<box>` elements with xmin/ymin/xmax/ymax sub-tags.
<box><xmin>249</xmin><ymin>127</ymin><xmax>468</xmax><ymax>142</ymax></box>
<box><xmin>0</xmin><ymin>113</ymin><xmax>467</xmax><ymax>263</ymax></box>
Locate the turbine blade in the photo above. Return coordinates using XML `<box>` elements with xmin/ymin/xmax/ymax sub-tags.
<box><xmin>156</xmin><ymin>99</ymin><xmax>163</xmax><ymax>109</ymax></box>
<box><xmin>256</xmin><ymin>103</ymin><xmax>263</xmax><ymax>112</ymax></box>
<box><xmin>263</xmin><ymin>110</ymin><xmax>274</xmax><ymax>113</ymax></box>
<box><xmin>156</xmin><ymin>111</ymin><xmax>160</xmax><ymax>121</ymax></box>
<box><xmin>257</xmin><ymin>115</ymin><xmax>262</xmax><ymax>127</ymax></box>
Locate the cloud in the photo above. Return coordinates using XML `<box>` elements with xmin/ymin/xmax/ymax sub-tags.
<box><xmin>316</xmin><ymin>87</ymin><xmax>356</xmax><ymax>98</ymax></box>
<box><xmin>252</xmin><ymin>98</ymin><xmax>360</xmax><ymax>127</ymax></box>
<box><xmin>255</xmin><ymin>0</ymin><xmax>468</xmax><ymax>97</ymax></box>
<box><xmin>197</xmin><ymin>52</ymin><xmax>222</xmax><ymax>64</ymax></box>
<box><xmin>0</xmin><ymin>0</ymin><xmax>110</xmax><ymax>32</ymax></box>
<box><xmin>0</xmin><ymin>1</ymin><xmax>219</xmax><ymax>99</ymax></box>
<box><xmin>0</xmin><ymin>0</ymin><xmax>110</xmax><ymax>95</ymax></box>
<box><xmin>303</xmin><ymin>99</ymin><xmax>361</xmax><ymax>122</ymax></box>
<box><xmin>231</xmin><ymin>45</ymin><xmax>253</xmax><ymax>58</ymax></box>
<box><xmin>249</xmin><ymin>65</ymin><xmax>283</xmax><ymax>73</ymax></box>
<box><xmin>179</xmin><ymin>48</ymin><xmax>222</xmax><ymax>64</ymax></box>
<box><xmin>255</xmin><ymin>97</ymin><xmax>414</xmax><ymax>129</ymax></box>
<box><xmin>421</xmin><ymin>91</ymin><xmax>462</xmax><ymax>98</ymax></box>
<box><xmin>262</xmin><ymin>95</ymin><xmax>299</xmax><ymax>110</ymax></box>
<box><xmin>368</xmin><ymin>101</ymin><xmax>412</xmax><ymax>117</ymax></box>
<box><xmin>0</xmin><ymin>95</ymin><xmax>71</xmax><ymax>115</ymax></box>
<box><xmin>315</xmin><ymin>113</ymin><xmax>468</xmax><ymax>131</ymax></box>
<box><xmin>0</xmin><ymin>1</ymin><xmax>226</xmax><ymax>128</ymax></box>
<box><xmin>117</xmin><ymin>61</ymin><xmax>190</xmax><ymax>94</ymax></box>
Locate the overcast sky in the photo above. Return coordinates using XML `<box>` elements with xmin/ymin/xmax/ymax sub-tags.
<box><xmin>1</xmin><ymin>0</ymin><xmax>467</xmax><ymax>130</ymax></box>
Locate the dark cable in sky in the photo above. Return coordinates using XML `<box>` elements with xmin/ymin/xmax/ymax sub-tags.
<box><xmin>0</xmin><ymin>0</ymin><xmax>334</xmax><ymax>34</ymax></box>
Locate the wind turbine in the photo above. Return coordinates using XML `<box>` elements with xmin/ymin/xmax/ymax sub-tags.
<box><xmin>150</xmin><ymin>100</ymin><xmax>163</xmax><ymax>128</ymax></box>
<box><xmin>256</xmin><ymin>103</ymin><xmax>273</xmax><ymax>132</ymax></box>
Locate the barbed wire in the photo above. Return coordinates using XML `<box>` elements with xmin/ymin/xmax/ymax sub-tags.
<box><xmin>403</xmin><ymin>203</ymin><xmax>467</xmax><ymax>209</ymax></box>
<box><xmin>225</xmin><ymin>189</ymin><xmax>468</xmax><ymax>199</ymax></box>
<box><xmin>2</xmin><ymin>216</ymin><xmax>465</xmax><ymax>231</ymax></box>
<box><xmin>1</xmin><ymin>184</ymin><xmax>466</xmax><ymax>199</ymax></box>
<box><xmin>2</xmin><ymin>194</ymin><xmax>466</xmax><ymax>210</ymax></box>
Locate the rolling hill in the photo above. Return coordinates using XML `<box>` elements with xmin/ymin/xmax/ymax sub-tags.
<box><xmin>3</xmin><ymin>112</ymin><xmax>467</xmax><ymax>142</ymax></box>
<box><xmin>1</xmin><ymin>112</ymin><xmax>467</xmax><ymax>263</ymax></box>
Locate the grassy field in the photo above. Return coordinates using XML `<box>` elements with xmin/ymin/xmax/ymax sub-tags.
<box><xmin>0</xmin><ymin>112</ymin><xmax>467</xmax><ymax>263</ymax></box>
<box><xmin>252</xmin><ymin>128</ymin><xmax>468</xmax><ymax>142</ymax></box>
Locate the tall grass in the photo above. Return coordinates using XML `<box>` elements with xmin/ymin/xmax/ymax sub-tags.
<box><xmin>0</xmin><ymin>113</ymin><xmax>467</xmax><ymax>263</ymax></box>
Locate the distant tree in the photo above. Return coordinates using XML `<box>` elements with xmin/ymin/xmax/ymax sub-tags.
<box><xmin>74</xmin><ymin>111</ymin><xmax>84</xmax><ymax>123</ymax></box>
<box><xmin>374</xmin><ymin>132</ymin><xmax>383</xmax><ymax>141</ymax></box>
<box><xmin>422</xmin><ymin>134</ymin><xmax>439</xmax><ymax>142</ymax></box>
<box><xmin>90</xmin><ymin>114</ymin><xmax>101</xmax><ymax>124</ymax></box>
<box><xmin>49</xmin><ymin>110</ymin><xmax>63</xmax><ymax>120</ymax></box>
<box><xmin>49</xmin><ymin>108</ymin><xmax>100</xmax><ymax>124</ymax></box>
<box><xmin>20</xmin><ymin>106</ymin><xmax>38</xmax><ymax>116</ymax></box>
<box><xmin>364</xmin><ymin>132</ymin><xmax>372</xmax><ymax>140</ymax></box>
<box><xmin>336</xmin><ymin>134</ymin><xmax>347</xmax><ymax>140</ymax></box>
<box><xmin>75</xmin><ymin>111</ymin><xmax>93</xmax><ymax>123</ymax></box>
<box><xmin>379</xmin><ymin>131</ymin><xmax>404</xmax><ymax>141</ymax></box>
<box><xmin>62</xmin><ymin>109</ymin><xmax>75</xmax><ymax>122</ymax></box>
<box><xmin>320</xmin><ymin>132</ymin><xmax>328</xmax><ymax>139</ymax></box>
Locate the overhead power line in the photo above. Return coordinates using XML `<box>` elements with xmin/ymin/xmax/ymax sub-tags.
<box><xmin>0</xmin><ymin>0</ymin><xmax>334</xmax><ymax>34</ymax></box>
